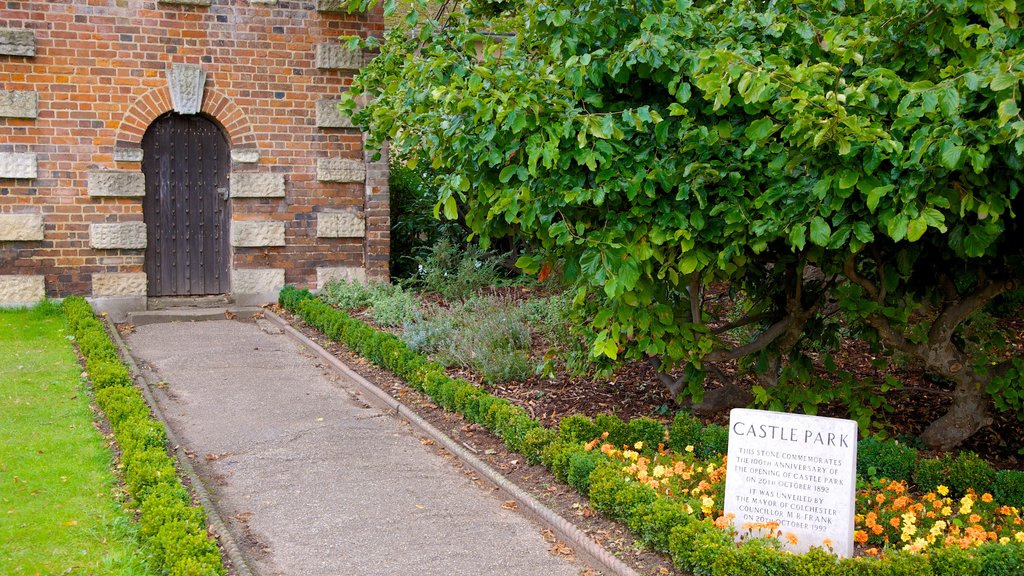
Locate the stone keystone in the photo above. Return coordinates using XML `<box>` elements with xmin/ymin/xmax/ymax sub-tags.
<box><xmin>167</xmin><ymin>63</ymin><xmax>206</xmax><ymax>115</ymax></box>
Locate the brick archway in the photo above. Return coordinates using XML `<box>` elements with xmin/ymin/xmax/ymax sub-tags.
<box><xmin>115</xmin><ymin>86</ymin><xmax>257</xmax><ymax>148</ymax></box>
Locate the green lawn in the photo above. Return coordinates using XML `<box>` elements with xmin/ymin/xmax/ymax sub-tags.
<box><xmin>0</xmin><ymin>303</ymin><xmax>150</xmax><ymax>574</ymax></box>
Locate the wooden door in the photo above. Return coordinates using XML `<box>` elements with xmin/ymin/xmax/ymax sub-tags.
<box><xmin>142</xmin><ymin>113</ymin><xmax>231</xmax><ymax>296</ymax></box>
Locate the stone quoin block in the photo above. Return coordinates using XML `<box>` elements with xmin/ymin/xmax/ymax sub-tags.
<box><xmin>230</xmin><ymin>172</ymin><xmax>285</xmax><ymax>198</ymax></box>
<box><xmin>167</xmin><ymin>63</ymin><xmax>206</xmax><ymax>115</ymax></box>
<box><xmin>0</xmin><ymin>29</ymin><xmax>35</xmax><ymax>57</ymax></box>
<box><xmin>158</xmin><ymin>0</ymin><xmax>213</xmax><ymax>6</ymax></box>
<box><xmin>91</xmin><ymin>273</ymin><xmax>147</xmax><ymax>297</ymax></box>
<box><xmin>232</xmin><ymin>268</ymin><xmax>285</xmax><ymax>294</ymax></box>
<box><xmin>231</xmin><ymin>148</ymin><xmax>260</xmax><ymax>164</ymax></box>
<box><xmin>113</xmin><ymin>148</ymin><xmax>144</xmax><ymax>162</ymax></box>
<box><xmin>317</xmin><ymin>266</ymin><xmax>367</xmax><ymax>290</ymax></box>
<box><xmin>89</xmin><ymin>223</ymin><xmax>147</xmax><ymax>249</ymax></box>
<box><xmin>0</xmin><ymin>153</ymin><xmax>37</xmax><ymax>179</ymax></box>
<box><xmin>0</xmin><ymin>90</ymin><xmax>38</xmax><ymax>118</ymax></box>
<box><xmin>315</xmin><ymin>43</ymin><xmax>364</xmax><ymax>70</ymax></box>
<box><xmin>88</xmin><ymin>171</ymin><xmax>146</xmax><ymax>197</ymax></box>
<box><xmin>0</xmin><ymin>214</ymin><xmax>45</xmax><ymax>241</ymax></box>
<box><xmin>317</xmin><ymin>212</ymin><xmax>365</xmax><ymax>238</ymax></box>
<box><xmin>315</xmin><ymin>99</ymin><xmax>354</xmax><ymax>128</ymax></box>
<box><xmin>316</xmin><ymin>158</ymin><xmax>365</xmax><ymax>183</ymax></box>
<box><xmin>231</xmin><ymin>221</ymin><xmax>286</xmax><ymax>247</ymax></box>
<box><xmin>0</xmin><ymin>275</ymin><xmax>45</xmax><ymax>307</ymax></box>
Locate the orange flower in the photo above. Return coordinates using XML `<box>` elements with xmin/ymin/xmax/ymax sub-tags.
<box><xmin>876</xmin><ymin>494</ymin><xmax>886</xmax><ymax>504</ymax></box>
<box><xmin>969</xmin><ymin>514</ymin><xmax>982</xmax><ymax>524</ymax></box>
<box><xmin>872</xmin><ymin>524</ymin><xmax>884</xmax><ymax>535</ymax></box>
<box><xmin>890</xmin><ymin>516</ymin><xmax>901</xmax><ymax>528</ymax></box>
<box><xmin>982</xmin><ymin>493</ymin><xmax>994</xmax><ymax>503</ymax></box>
<box><xmin>714</xmin><ymin>514</ymin><xmax>735</xmax><ymax>529</ymax></box>
<box><xmin>865</xmin><ymin>548</ymin><xmax>880</xmax><ymax>557</ymax></box>
<box><xmin>854</xmin><ymin>530</ymin><xmax>868</xmax><ymax>544</ymax></box>
<box><xmin>785</xmin><ymin>532</ymin><xmax>799</xmax><ymax>545</ymax></box>
<box><xmin>822</xmin><ymin>538</ymin><xmax>833</xmax><ymax>549</ymax></box>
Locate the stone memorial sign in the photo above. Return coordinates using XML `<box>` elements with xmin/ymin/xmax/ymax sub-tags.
<box><xmin>723</xmin><ymin>408</ymin><xmax>858</xmax><ymax>557</ymax></box>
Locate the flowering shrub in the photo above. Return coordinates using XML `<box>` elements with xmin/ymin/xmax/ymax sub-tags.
<box><xmin>855</xmin><ymin>480</ymin><xmax>1024</xmax><ymax>555</ymax></box>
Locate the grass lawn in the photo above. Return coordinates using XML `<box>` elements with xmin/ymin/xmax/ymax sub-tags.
<box><xmin>0</xmin><ymin>303</ymin><xmax>150</xmax><ymax>575</ymax></box>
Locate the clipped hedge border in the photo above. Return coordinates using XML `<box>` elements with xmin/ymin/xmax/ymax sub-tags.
<box><xmin>279</xmin><ymin>286</ymin><xmax>1024</xmax><ymax>576</ymax></box>
<box><xmin>63</xmin><ymin>297</ymin><xmax>226</xmax><ymax>576</ymax></box>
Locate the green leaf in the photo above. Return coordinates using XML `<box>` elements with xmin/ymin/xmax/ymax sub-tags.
<box><xmin>838</xmin><ymin>169</ymin><xmax>860</xmax><ymax>189</ymax></box>
<box><xmin>853</xmin><ymin>221</ymin><xmax>874</xmax><ymax>243</ymax></box>
<box><xmin>514</xmin><ymin>255</ymin><xmax>539</xmax><ymax>274</ymax></box>
<box><xmin>603</xmin><ymin>338</ymin><xmax>619</xmax><ymax>360</ymax></box>
<box><xmin>498</xmin><ymin>165</ymin><xmax>518</xmax><ymax>183</ymax></box>
<box><xmin>990</xmin><ymin>72</ymin><xmax>1018</xmax><ymax>92</ymax></box>
<box><xmin>744</xmin><ymin>118</ymin><xmax>775</xmax><ymax>141</ymax></box>
<box><xmin>998</xmin><ymin>99</ymin><xmax>1020</xmax><ymax>125</ymax></box>
<box><xmin>866</xmin><ymin>185</ymin><xmax>893</xmax><ymax>213</ymax></box>
<box><xmin>939</xmin><ymin>140</ymin><xmax>962</xmax><ymax>169</ymax></box>
<box><xmin>809</xmin><ymin>216</ymin><xmax>831</xmax><ymax>246</ymax></box>
<box><xmin>907</xmin><ymin>217</ymin><xmax>927</xmax><ymax>242</ymax></box>
<box><xmin>789</xmin><ymin>224</ymin><xmax>807</xmax><ymax>251</ymax></box>
<box><xmin>443</xmin><ymin>195</ymin><xmax>458</xmax><ymax>220</ymax></box>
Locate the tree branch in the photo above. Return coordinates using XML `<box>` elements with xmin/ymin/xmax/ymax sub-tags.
<box><xmin>844</xmin><ymin>254</ymin><xmax>879</xmax><ymax>300</ymax></box>
<box><xmin>705</xmin><ymin>316</ymin><xmax>793</xmax><ymax>362</ymax></box>
<box><xmin>928</xmin><ymin>278</ymin><xmax>1020</xmax><ymax>345</ymax></box>
<box><xmin>711</xmin><ymin>311</ymin><xmax>774</xmax><ymax>335</ymax></box>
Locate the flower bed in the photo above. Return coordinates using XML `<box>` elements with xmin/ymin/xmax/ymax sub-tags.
<box><xmin>279</xmin><ymin>286</ymin><xmax>1024</xmax><ymax>575</ymax></box>
<box><xmin>63</xmin><ymin>297</ymin><xmax>226</xmax><ymax>576</ymax></box>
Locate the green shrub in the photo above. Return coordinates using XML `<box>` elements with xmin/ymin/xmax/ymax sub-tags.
<box><xmin>699</xmin><ymin>423</ymin><xmax>730</xmax><ymax>459</ymax></box>
<box><xmin>995</xmin><ymin>470</ymin><xmax>1024</xmax><ymax>507</ymax></box>
<box><xmin>928</xmin><ymin>545</ymin><xmax>983</xmax><ymax>576</ymax></box>
<box><xmin>87</xmin><ymin>357</ymin><xmax>133</xmax><ymax>390</ymax></box>
<box><xmin>948</xmin><ymin>451</ymin><xmax>996</xmax><ymax>496</ymax></box>
<box><xmin>857</xmin><ymin>436</ymin><xmax>918</xmax><ymax>482</ymax></box>
<box><xmin>711</xmin><ymin>537</ymin><xmax>786</xmax><ymax>576</ymax></box>
<box><xmin>631</xmin><ymin>498</ymin><xmax>690</xmax><ymax>551</ymax></box>
<box><xmin>320</xmin><ymin>278</ymin><xmax>375</xmax><ymax>310</ymax></box>
<box><xmin>912</xmin><ymin>455</ymin><xmax>952</xmax><ymax>494</ymax></box>
<box><xmin>558</xmin><ymin>414</ymin><xmax>598</xmax><ymax>444</ymax></box>
<box><xmin>668</xmin><ymin>520</ymin><xmax>732</xmax><ymax>575</ymax></box>
<box><xmin>403</xmin><ymin>296</ymin><xmax>532</xmax><ymax>383</ymax></box>
<box><xmin>627</xmin><ymin>417</ymin><xmax>666</xmax><ymax>451</ymax></box>
<box><xmin>77</xmin><ymin>328</ymin><xmax>119</xmax><ymax>360</ymax></box>
<box><xmin>977</xmin><ymin>541</ymin><xmax>1024</xmax><ymax>576</ymax></box>
<box><xmin>566</xmin><ymin>450</ymin><xmax>602</xmax><ymax>494</ymax></box>
<box><xmin>520</xmin><ymin>427</ymin><xmax>557</xmax><ymax>465</ymax></box>
<box><xmin>668</xmin><ymin>411</ymin><xmax>704</xmax><ymax>453</ymax></box>
<box><xmin>787</xmin><ymin>547</ymin><xmax>843</xmax><ymax>576</ymax></box>
<box><xmin>594</xmin><ymin>413</ymin><xmax>629</xmax><ymax>448</ymax></box>
<box><xmin>369</xmin><ymin>285</ymin><xmax>419</xmax><ymax>327</ymax></box>
<box><xmin>410</xmin><ymin>236</ymin><xmax>510</xmax><ymax>300</ymax></box>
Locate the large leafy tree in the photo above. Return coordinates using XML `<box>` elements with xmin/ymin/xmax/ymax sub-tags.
<box><xmin>343</xmin><ymin>0</ymin><xmax>1024</xmax><ymax>450</ymax></box>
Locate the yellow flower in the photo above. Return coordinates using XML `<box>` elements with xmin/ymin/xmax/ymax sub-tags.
<box><xmin>937</xmin><ymin>485</ymin><xmax>949</xmax><ymax>497</ymax></box>
<box><xmin>1015</xmin><ymin>531</ymin><xmax>1024</xmax><ymax>543</ymax></box>
<box><xmin>685</xmin><ymin>445</ymin><xmax>695</xmax><ymax>453</ymax></box>
<box><xmin>634</xmin><ymin>441</ymin><xmax>644</xmax><ymax>450</ymax></box>
<box><xmin>941</xmin><ymin>506</ymin><xmax>953</xmax><ymax>516</ymax></box>
<box><xmin>1000</xmin><ymin>537</ymin><xmax>1010</xmax><ymax>544</ymax></box>
<box><xmin>652</xmin><ymin>465</ymin><xmax>666</xmax><ymax>479</ymax></box>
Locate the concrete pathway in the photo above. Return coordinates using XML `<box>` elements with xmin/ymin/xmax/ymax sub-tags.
<box><xmin>124</xmin><ymin>318</ymin><xmax>590</xmax><ymax>576</ymax></box>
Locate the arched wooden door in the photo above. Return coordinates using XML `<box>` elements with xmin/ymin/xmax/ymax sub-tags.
<box><xmin>142</xmin><ymin>113</ymin><xmax>231</xmax><ymax>296</ymax></box>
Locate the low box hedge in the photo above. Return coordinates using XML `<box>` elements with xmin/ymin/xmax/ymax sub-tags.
<box><xmin>63</xmin><ymin>297</ymin><xmax>225</xmax><ymax>576</ymax></box>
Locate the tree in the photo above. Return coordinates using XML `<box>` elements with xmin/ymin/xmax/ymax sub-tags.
<box><xmin>343</xmin><ymin>0</ymin><xmax>1024</xmax><ymax>450</ymax></box>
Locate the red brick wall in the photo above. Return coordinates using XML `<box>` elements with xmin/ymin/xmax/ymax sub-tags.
<box><xmin>0</xmin><ymin>0</ymin><xmax>388</xmax><ymax>300</ymax></box>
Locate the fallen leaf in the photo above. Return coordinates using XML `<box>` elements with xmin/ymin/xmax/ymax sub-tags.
<box><xmin>540</xmin><ymin>528</ymin><xmax>557</xmax><ymax>543</ymax></box>
<box><xmin>415</xmin><ymin>504</ymin><xmax>425</xmax><ymax>510</ymax></box>
<box><xmin>63</xmin><ymin>520</ymin><xmax>78</xmax><ymax>527</ymax></box>
<box><xmin>420</xmin><ymin>438</ymin><xmax>435</xmax><ymax>446</ymax></box>
<box><xmin>501</xmin><ymin>500</ymin><xmax>518</xmax><ymax>511</ymax></box>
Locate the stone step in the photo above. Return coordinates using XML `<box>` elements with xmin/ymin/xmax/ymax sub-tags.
<box><xmin>128</xmin><ymin>306</ymin><xmax>264</xmax><ymax>326</ymax></box>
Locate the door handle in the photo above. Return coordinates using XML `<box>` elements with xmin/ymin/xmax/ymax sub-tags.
<box><xmin>218</xmin><ymin>186</ymin><xmax>229</xmax><ymax>201</ymax></box>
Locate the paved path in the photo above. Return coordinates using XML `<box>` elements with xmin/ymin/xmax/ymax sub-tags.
<box><xmin>124</xmin><ymin>319</ymin><xmax>588</xmax><ymax>576</ymax></box>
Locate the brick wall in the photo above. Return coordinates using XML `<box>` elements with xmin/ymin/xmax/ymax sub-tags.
<box><xmin>0</xmin><ymin>0</ymin><xmax>389</xmax><ymax>309</ymax></box>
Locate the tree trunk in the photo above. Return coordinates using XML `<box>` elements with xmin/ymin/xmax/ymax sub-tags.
<box><xmin>919</xmin><ymin>377</ymin><xmax>993</xmax><ymax>451</ymax></box>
